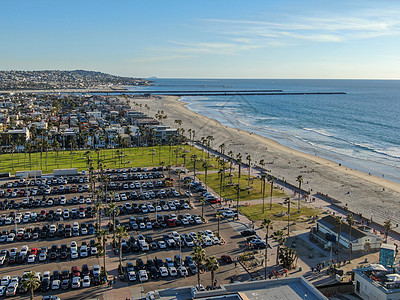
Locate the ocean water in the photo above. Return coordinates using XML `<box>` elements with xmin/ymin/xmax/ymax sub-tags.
<box><xmin>129</xmin><ymin>79</ymin><xmax>400</xmax><ymax>183</ymax></box>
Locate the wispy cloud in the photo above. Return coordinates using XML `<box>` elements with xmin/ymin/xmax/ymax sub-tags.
<box><xmin>201</xmin><ymin>10</ymin><xmax>400</xmax><ymax>44</ymax></box>
<box><xmin>132</xmin><ymin>8</ymin><xmax>400</xmax><ymax>63</ymax></box>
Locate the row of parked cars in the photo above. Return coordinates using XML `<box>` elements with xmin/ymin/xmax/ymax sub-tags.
<box><xmin>125</xmin><ymin>254</ymin><xmax>197</xmax><ymax>282</ymax></box>
<box><xmin>0</xmin><ymin>240</ymin><xmax>98</xmax><ymax>267</ymax></box>
<box><xmin>0</xmin><ymin>206</ymin><xmax>94</xmax><ymax>226</ymax></box>
<box><xmin>0</xmin><ymin>264</ymin><xmax>104</xmax><ymax>297</ymax></box>
<box><xmin>3</xmin><ymin>176</ymin><xmax>90</xmax><ymax>189</ymax></box>
<box><xmin>118</xmin><ymin>229</ymin><xmax>220</xmax><ymax>254</ymax></box>
<box><xmin>0</xmin><ymin>194</ymin><xmax>92</xmax><ymax>211</ymax></box>
<box><xmin>0</xmin><ymin>221</ymin><xmax>95</xmax><ymax>243</ymax></box>
<box><xmin>0</xmin><ymin>183</ymin><xmax>91</xmax><ymax>199</ymax></box>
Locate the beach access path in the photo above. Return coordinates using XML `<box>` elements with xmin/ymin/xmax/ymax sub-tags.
<box><xmin>128</xmin><ymin>95</ymin><xmax>400</xmax><ymax>232</ymax></box>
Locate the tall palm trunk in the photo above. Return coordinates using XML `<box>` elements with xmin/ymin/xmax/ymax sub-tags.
<box><xmin>265</xmin><ymin>225</ymin><xmax>270</xmax><ymax>279</ymax></box>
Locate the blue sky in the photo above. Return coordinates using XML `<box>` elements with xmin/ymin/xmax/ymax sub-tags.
<box><xmin>1</xmin><ymin>0</ymin><xmax>400</xmax><ymax>79</ymax></box>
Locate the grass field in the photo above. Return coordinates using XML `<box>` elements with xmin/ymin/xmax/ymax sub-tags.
<box><xmin>239</xmin><ymin>202</ymin><xmax>320</xmax><ymax>221</ymax></box>
<box><xmin>197</xmin><ymin>172</ymin><xmax>286</xmax><ymax>202</ymax></box>
<box><xmin>0</xmin><ymin>145</ymin><xmax>220</xmax><ymax>174</ymax></box>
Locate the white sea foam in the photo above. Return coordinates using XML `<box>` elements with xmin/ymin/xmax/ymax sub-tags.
<box><xmin>303</xmin><ymin>128</ymin><xmax>334</xmax><ymax>137</ymax></box>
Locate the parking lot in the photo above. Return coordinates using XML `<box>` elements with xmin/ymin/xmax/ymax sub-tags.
<box><xmin>0</xmin><ymin>167</ymin><xmax>255</xmax><ymax>299</ymax></box>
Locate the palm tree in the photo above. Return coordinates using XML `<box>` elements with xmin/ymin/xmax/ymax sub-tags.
<box><xmin>269</xmin><ymin>175</ymin><xmax>275</xmax><ymax>210</ymax></box>
<box><xmin>246</xmin><ymin>154</ymin><xmax>252</xmax><ymax>183</ymax></box>
<box><xmin>93</xmin><ymin>196</ymin><xmax>103</xmax><ymax>227</ymax></box>
<box><xmin>384</xmin><ymin>219</ymin><xmax>392</xmax><ymax>243</ymax></box>
<box><xmin>116</xmin><ymin>225</ymin><xmax>128</xmax><ymax>274</ymax></box>
<box><xmin>261</xmin><ymin>173</ymin><xmax>267</xmax><ymax>213</ymax></box>
<box><xmin>286</xmin><ymin>197</ymin><xmax>291</xmax><ymax>235</ymax></box>
<box><xmin>236</xmin><ymin>153</ymin><xmax>242</xmax><ymax>180</ymax></box>
<box><xmin>219</xmin><ymin>143</ymin><xmax>226</xmax><ymax>156</ymax></box>
<box><xmin>228</xmin><ymin>150</ymin><xmax>234</xmax><ymax>184</ymax></box>
<box><xmin>262</xmin><ymin>218</ymin><xmax>273</xmax><ymax>279</ymax></box>
<box><xmin>205</xmin><ymin>256</ymin><xmax>219</xmax><ymax>289</ymax></box>
<box><xmin>296</xmin><ymin>175</ymin><xmax>303</xmax><ymax>212</ymax></box>
<box><xmin>192</xmin><ymin>246</ymin><xmax>206</xmax><ymax>288</ymax></box>
<box><xmin>22</xmin><ymin>271</ymin><xmax>40</xmax><ymax>300</ymax></box>
<box><xmin>97</xmin><ymin>228</ymin><xmax>109</xmax><ymax>273</ymax></box>
<box><xmin>216</xmin><ymin>212</ymin><xmax>222</xmax><ymax>238</ymax></box>
<box><xmin>199</xmin><ymin>196</ymin><xmax>206</xmax><ymax>219</ymax></box>
<box><xmin>346</xmin><ymin>214</ymin><xmax>354</xmax><ymax>262</ymax></box>
<box><xmin>106</xmin><ymin>203</ymin><xmax>120</xmax><ymax>245</ymax></box>
<box><xmin>203</xmin><ymin>162</ymin><xmax>209</xmax><ymax>191</ymax></box>
<box><xmin>191</xmin><ymin>154</ymin><xmax>198</xmax><ymax>182</ymax></box>
<box><xmin>335</xmin><ymin>216</ymin><xmax>342</xmax><ymax>262</ymax></box>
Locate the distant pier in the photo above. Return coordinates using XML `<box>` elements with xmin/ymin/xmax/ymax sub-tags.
<box><xmin>0</xmin><ymin>89</ymin><xmax>347</xmax><ymax>96</ymax></box>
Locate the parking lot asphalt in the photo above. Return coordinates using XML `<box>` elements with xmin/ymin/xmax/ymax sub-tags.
<box><xmin>0</xmin><ymin>169</ymin><xmax>253</xmax><ymax>299</ymax></box>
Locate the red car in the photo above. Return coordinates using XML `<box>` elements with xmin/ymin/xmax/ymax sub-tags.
<box><xmin>221</xmin><ymin>255</ymin><xmax>233</xmax><ymax>263</ymax></box>
<box><xmin>30</xmin><ymin>248</ymin><xmax>38</xmax><ymax>255</ymax></box>
<box><xmin>71</xmin><ymin>266</ymin><xmax>80</xmax><ymax>277</ymax></box>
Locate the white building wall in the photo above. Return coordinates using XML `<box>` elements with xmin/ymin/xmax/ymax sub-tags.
<box><xmin>355</xmin><ymin>272</ymin><xmax>400</xmax><ymax>300</ymax></box>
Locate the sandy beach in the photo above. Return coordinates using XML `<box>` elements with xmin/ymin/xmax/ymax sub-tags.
<box><xmin>129</xmin><ymin>95</ymin><xmax>400</xmax><ymax>228</ymax></box>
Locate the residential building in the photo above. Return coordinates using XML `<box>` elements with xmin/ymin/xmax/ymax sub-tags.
<box><xmin>354</xmin><ymin>264</ymin><xmax>400</xmax><ymax>300</ymax></box>
<box><xmin>311</xmin><ymin>215</ymin><xmax>382</xmax><ymax>252</ymax></box>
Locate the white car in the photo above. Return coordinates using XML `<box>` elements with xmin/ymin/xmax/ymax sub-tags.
<box><xmin>212</xmin><ymin>236</ymin><xmax>220</xmax><ymax>245</ymax></box>
<box><xmin>194</xmin><ymin>217</ymin><xmax>203</xmax><ymax>224</ymax></box>
<box><xmin>205</xmin><ymin>230</ymin><xmax>214</xmax><ymax>237</ymax></box>
<box><xmin>93</xmin><ymin>265</ymin><xmax>101</xmax><ymax>276</ymax></box>
<box><xmin>43</xmin><ymin>271</ymin><xmax>51</xmax><ymax>281</ymax></box>
<box><xmin>1</xmin><ymin>276</ymin><xmax>10</xmax><ymax>286</ymax></box>
<box><xmin>10</xmin><ymin>276</ymin><xmax>19</xmax><ymax>285</ymax></box>
<box><xmin>168</xmin><ymin>266</ymin><xmax>178</xmax><ymax>277</ymax></box>
<box><xmin>204</xmin><ymin>237</ymin><xmax>213</xmax><ymax>246</ymax></box>
<box><xmin>39</xmin><ymin>252</ymin><xmax>47</xmax><ymax>261</ymax></box>
<box><xmin>159</xmin><ymin>267</ymin><xmax>169</xmax><ymax>277</ymax></box>
<box><xmin>20</xmin><ymin>245</ymin><xmax>29</xmax><ymax>256</ymax></box>
<box><xmin>128</xmin><ymin>271</ymin><xmax>136</xmax><ymax>281</ymax></box>
<box><xmin>82</xmin><ymin>276</ymin><xmax>91</xmax><ymax>287</ymax></box>
<box><xmin>51</xmin><ymin>280</ymin><xmax>60</xmax><ymax>290</ymax></box>
<box><xmin>90</xmin><ymin>247</ymin><xmax>98</xmax><ymax>255</ymax></box>
<box><xmin>71</xmin><ymin>241</ymin><xmax>78</xmax><ymax>251</ymax></box>
<box><xmin>6</xmin><ymin>233</ymin><xmax>15</xmax><ymax>242</ymax></box>
<box><xmin>171</xmin><ymin>231</ymin><xmax>180</xmax><ymax>241</ymax></box>
<box><xmin>178</xmin><ymin>266</ymin><xmax>188</xmax><ymax>276</ymax></box>
<box><xmin>183</xmin><ymin>203</ymin><xmax>190</xmax><ymax>209</ymax></box>
<box><xmin>71</xmin><ymin>250</ymin><xmax>79</xmax><ymax>259</ymax></box>
<box><xmin>158</xmin><ymin>241</ymin><xmax>167</xmax><ymax>249</ymax></box>
<box><xmin>80</xmin><ymin>246</ymin><xmax>88</xmax><ymax>258</ymax></box>
<box><xmin>222</xmin><ymin>210</ymin><xmax>237</xmax><ymax>218</ymax></box>
<box><xmin>72</xmin><ymin>222</ymin><xmax>79</xmax><ymax>230</ymax></box>
<box><xmin>139</xmin><ymin>270</ymin><xmax>148</xmax><ymax>282</ymax></box>
<box><xmin>27</xmin><ymin>254</ymin><xmax>36</xmax><ymax>263</ymax></box>
<box><xmin>71</xmin><ymin>277</ymin><xmax>81</xmax><ymax>289</ymax></box>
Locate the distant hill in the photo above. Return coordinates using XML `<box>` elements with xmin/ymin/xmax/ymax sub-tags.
<box><xmin>0</xmin><ymin>70</ymin><xmax>150</xmax><ymax>90</ymax></box>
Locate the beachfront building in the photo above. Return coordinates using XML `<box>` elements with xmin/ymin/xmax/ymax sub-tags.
<box><xmin>149</xmin><ymin>125</ymin><xmax>178</xmax><ymax>143</ymax></box>
<box><xmin>146</xmin><ymin>277</ymin><xmax>327</xmax><ymax>300</ymax></box>
<box><xmin>354</xmin><ymin>264</ymin><xmax>400</xmax><ymax>299</ymax></box>
<box><xmin>310</xmin><ymin>215</ymin><xmax>382</xmax><ymax>252</ymax></box>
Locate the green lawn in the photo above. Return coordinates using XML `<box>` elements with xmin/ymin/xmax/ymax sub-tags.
<box><xmin>239</xmin><ymin>203</ymin><xmax>320</xmax><ymax>221</ymax></box>
<box><xmin>0</xmin><ymin>145</ymin><xmax>219</xmax><ymax>174</ymax></box>
<box><xmin>197</xmin><ymin>172</ymin><xmax>286</xmax><ymax>201</ymax></box>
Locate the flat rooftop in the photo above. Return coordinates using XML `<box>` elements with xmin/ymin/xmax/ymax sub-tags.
<box><xmin>147</xmin><ymin>277</ymin><xmax>327</xmax><ymax>300</ymax></box>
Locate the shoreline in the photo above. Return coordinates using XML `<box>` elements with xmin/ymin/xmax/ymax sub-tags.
<box><xmin>129</xmin><ymin>95</ymin><xmax>400</xmax><ymax>227</ymax></box>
